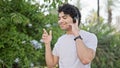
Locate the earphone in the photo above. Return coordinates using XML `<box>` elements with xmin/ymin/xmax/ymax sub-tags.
<box><xmin>73</xmin><ymin>17</ymin><xmax>78</xmax><ymax>23</ymax></box>
<box><xmin>73</xmin><ymin>7</ymin><xmax>79</xmax><ymax>23</ymax></box>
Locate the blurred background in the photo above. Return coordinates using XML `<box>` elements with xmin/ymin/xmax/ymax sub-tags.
<box><xmin>0</xmin><ymin>0</ymin><xmax>120</xmax><ymax>68</ymax></box>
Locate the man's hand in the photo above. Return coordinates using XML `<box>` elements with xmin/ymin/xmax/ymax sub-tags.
<box><xmin>42</xmin><ymin>29</ymin><xmax>52</xmax><ymax>45</ymax></box>
<box><xmin>69</xmin><ymin>20</ymin><xmax>80</xmax><ymax>36</ymax></box>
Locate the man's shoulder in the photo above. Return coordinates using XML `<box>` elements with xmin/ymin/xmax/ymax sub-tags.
<box><xmin>80</xmin><ymin>30</ymin><xmax>91</xmax><ymax>34</ymax></box>
<box><xmin>58</xmin><ymin>34</ymin><xmax>66</xmax><ymax>40</ymax></box>
<box><xmin>80</xmin><ymin>30</ymin><xmax>97</xmax><ymax>39</ymax></box>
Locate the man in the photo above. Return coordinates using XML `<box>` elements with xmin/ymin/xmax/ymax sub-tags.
<box><xmin>42</xmin><ymin>3</ymin><xmax>98</xmax><ymax>68</ymax></box>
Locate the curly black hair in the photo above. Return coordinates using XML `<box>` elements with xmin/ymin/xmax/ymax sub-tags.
<box><xmin>58</xmin><ymin>3</ymin><xmax>81</xmax><ymax>26</ymax></box>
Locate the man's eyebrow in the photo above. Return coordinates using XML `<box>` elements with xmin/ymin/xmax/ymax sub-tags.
<box><xmin>58</xmin><ymin>14</ymin><xmax>69</xmax><ymax>19</ymax></box>
<box><xmin>58</xmin><ymin>15</ymin><xmax>67</xmax><ymax>18</ymax></box>
<box><xmin>63</xmin><ymin>14</ymin><xmax>68</xmax><ymax>17</ymax></box>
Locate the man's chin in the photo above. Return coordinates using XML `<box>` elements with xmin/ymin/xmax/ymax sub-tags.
<box><xmin>61</xmin><ymin>28</ymin><xmax>70</xmax><ymax>31</ymax></box>
<box><xmin>60</xmin><ymin>28</ymin><xmax>66</xmax><ymax>30</ymax></box>
<box><xmin>61</xmin><ymin>28</ymin><xmax>66</xmax><ymax>30</ymax></box>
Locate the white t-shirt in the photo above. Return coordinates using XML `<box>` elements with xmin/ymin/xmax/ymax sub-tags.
<box><xmin>52</xmin><ymin>30</ymin><xmax>98</xmax><ymax>68</ymax></box>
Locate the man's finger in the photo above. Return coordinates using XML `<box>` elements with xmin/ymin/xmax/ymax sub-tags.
<box><xmin>43</xmin><ymin>29</ymin><xmax>48</xmax><ymax>35</ymax></box>
<box><xmin>49</xmin><ymin>30</ymin><xmax>52</xmax><ymax>36</ymax></box>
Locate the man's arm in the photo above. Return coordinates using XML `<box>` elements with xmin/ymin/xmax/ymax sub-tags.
<box><xmin>42</xmin><ymin>29</ymin><xmax>59</xmax><ymax>67</ymax></box>
<box><xmin>69</xmin><ymin>21</ymin><xmax>97</xmax><ymax>65</ymax></box>
<box><xmin>45</xmin><ymin>43</ymin><xmax>59</xmax><ymax>68</ymax></box>
<box><xmin>74</xmin><ymin>36</ymin><xmax>96</xmax><ymax>65</ymax></box>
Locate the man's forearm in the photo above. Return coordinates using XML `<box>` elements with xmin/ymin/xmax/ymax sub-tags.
<box><xmin>75</xmin><ymin>39</ymin><xmax>95</xmax><ymax>64</ymax></box>
<box><xmin>45</xmin><ymin>43</ymin><xmax>54</xmax><ymax>67</ymax></box>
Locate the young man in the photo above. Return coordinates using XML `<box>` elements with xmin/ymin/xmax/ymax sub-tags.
<box><xmin>42</xmin><ymin>3</ymin><xmax>98</xmax><ymax>68</ymax></box>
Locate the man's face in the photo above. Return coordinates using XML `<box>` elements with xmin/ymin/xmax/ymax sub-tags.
<box><xmin>58</xmin><ymin>12</ymin><xmax>73</xmax><ymax>30</ymax></box>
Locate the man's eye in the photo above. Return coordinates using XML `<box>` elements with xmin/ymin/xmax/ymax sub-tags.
<box><xmin>58</xmin><ymin>17</ymin><xmax>60</xmax><ymax>20</ymax></box>
<box><xmin>63</xmin><ymin>17</ymin><xmax>67</xmax><ymax>19</ymax></box>
<box><xmin>58</xmin><ymin>18</ymin><xmax>60</xmax><ymax>20</ymax></box>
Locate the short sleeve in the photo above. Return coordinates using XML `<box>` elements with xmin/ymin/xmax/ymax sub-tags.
<box><xmin>84</xmin><ymin>34</ymin><xmax>98</xmax><ymax>52</ymax></box>
<box><xmin>52</xmin><ymin>41</ymin><xmax>60</xmax><ymax>56</ymax></box>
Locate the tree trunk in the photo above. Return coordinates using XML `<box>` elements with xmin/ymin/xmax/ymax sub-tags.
<box><xmin>108</xmin><ymin>8</ymin><xmax>112</xmax><ymax>24</ymax></box>
<box><xmin>1</xmin><ymin>64</ymin><xmax>7</xmax><ymax>68</ymax></box>
<box><xmin>97</xmin><ymin>0</ymin><xmax>100</xmax><ymax>23</ymax></box>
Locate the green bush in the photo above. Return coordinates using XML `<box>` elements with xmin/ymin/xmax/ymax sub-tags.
<box><xmin>0</xmin><ymin>0</ymin><xmax>66</xmax><ymax>67</ymax></box>
<box><xmin>0</xmin><ymin>0</ymin><xmax>58</xmax><ymax>67</ymax></box>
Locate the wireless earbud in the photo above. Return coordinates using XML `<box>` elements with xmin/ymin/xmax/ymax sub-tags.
<box><xmin>73</xmin><ymin>17</ymin><xmax>77</xmax><ymax>23</ymax></box>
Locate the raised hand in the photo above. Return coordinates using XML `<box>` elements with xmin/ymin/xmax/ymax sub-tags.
<box><xmin>42</xmin><ymin>29</ymin><xmax>52</xmax><ymax>44</ymax></box>
<box><xmin>69</xmin><ymin>20</ymin><xmax>80</xmax><ymax>36</ymax></box>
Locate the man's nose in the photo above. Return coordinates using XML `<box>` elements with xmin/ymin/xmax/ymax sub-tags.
<box><xmin>58</xmin><ymin>19</ymin><xmax>64</xmax><ymax>24</ymax></box>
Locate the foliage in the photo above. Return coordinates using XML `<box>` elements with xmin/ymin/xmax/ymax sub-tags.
<box><xmin>43</xmin><ymin>0</ymin><xmax>68</xmax><ymax>8</ymax></box>
<box><xmin>0</xmin><ymin>0</ymin><xmax>63</xmax><ymax>67</ymax></box>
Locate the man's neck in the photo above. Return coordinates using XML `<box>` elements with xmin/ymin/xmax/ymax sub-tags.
<box><xmin>66</xmin><ymin>30</ymin><xmax>73</xmax><ymax>35</ymax></box>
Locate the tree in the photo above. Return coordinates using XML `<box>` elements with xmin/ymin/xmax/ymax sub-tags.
<box><xmin>0</xmin><ymin>0</ymin><xmax>66</xmax><ymax>67</ymax></box>
<box><xmin>105</xmin><ymin>0</ymin><xmax>120</xmax><ymax>24</ymax></box>
<box><xmin>97</xmin><ymin>0</ymin><xmax>100</xmax><ymax>23</ymax></box>
<box><xmin>0</xmin><ymin>0</ymin><xmax>46</xmax><ymax>67</ymax></box>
